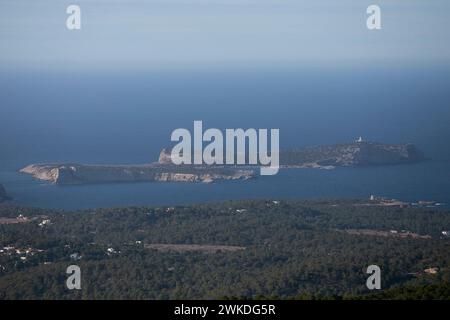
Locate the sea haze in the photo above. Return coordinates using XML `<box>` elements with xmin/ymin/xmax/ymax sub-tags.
<box><xmin>0</xmin><ymin>68</ymin><xmax>449</xmax><ymax>209</ymax></box>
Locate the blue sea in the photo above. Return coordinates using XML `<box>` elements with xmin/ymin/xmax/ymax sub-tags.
<box><xmin>1</xmin><ymin>67</ymin><xmax>449</xmax><ymax>210</ymax></box>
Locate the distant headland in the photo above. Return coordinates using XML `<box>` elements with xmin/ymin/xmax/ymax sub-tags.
<box><xmin>280</xmin><ymin>139</ymin><xmax>425</xmax><ymax>169</ymax></box>
<box><xmin>20</xmin><ymin>140</ymin><xmax>425</xmax><ymax>185</ymax></box>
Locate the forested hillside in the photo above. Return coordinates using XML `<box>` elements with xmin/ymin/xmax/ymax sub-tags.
<box><xmin>0</xmin><ymin>199</ymin><xmax>449</xmax><ymax>299</ymax></box>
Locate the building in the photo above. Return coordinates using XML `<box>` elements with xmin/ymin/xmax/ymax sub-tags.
<box><xmin>38</xmin><ymin>219</ymin><xmax>51</xmax><ymax>227</ymax></box>
<box><xmin>424</xmin><ymin>267</ymin><xmax>439</xmax><ymax>274</ymax></box>
<box><xmin>70</xmin><ymin>253</ymin><xmax>81</xmax><ymax>260</ymax></box>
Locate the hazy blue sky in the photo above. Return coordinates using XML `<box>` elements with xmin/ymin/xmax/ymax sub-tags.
<box><xmin>1</xmin><ymin>0</ymin><xmax>450</xmax><ymax>71</ymax></box>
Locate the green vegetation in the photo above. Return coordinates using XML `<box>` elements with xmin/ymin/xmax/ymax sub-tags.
<box><xmin>0</xmin><ymin>199</ymin><xmax>449</xmax><ymax>299</ymax></box>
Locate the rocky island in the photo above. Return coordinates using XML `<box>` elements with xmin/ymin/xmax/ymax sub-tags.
<box><xmin>20</xmin><ymin>140</ymin><xmax>424</xmax><ymax>185</ymax></box>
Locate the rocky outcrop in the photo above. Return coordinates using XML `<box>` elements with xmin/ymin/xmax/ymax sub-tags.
<box><xmin>158</xmin><ymin>148</ymin><xmax>173</xmax><ymax>165</ymax></box>
<box><xmin>0</xmin><ymin>184</ymin><xmax>11</xmax><ymax>202</ymax></box>
<box><xmin>20</xmin><ymin>164</ymin><xmax>61</xmax><ymax>183</ymax></box>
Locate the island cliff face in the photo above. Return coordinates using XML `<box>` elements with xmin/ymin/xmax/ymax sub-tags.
<box><xmin>0</xmin><ymin>184</ymin><xmax>10</xmax><ymax>202</ymax></box>
<box><xmin>20</xmin><ymin>141</ymin><xmax>424</xmax><ymax>185</ymax></box>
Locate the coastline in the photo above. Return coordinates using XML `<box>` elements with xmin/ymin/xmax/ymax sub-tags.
<box><xmin>2</xmin><ymin>160</ymin><xmax>448</xmax><ymax>210</ymax></box>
